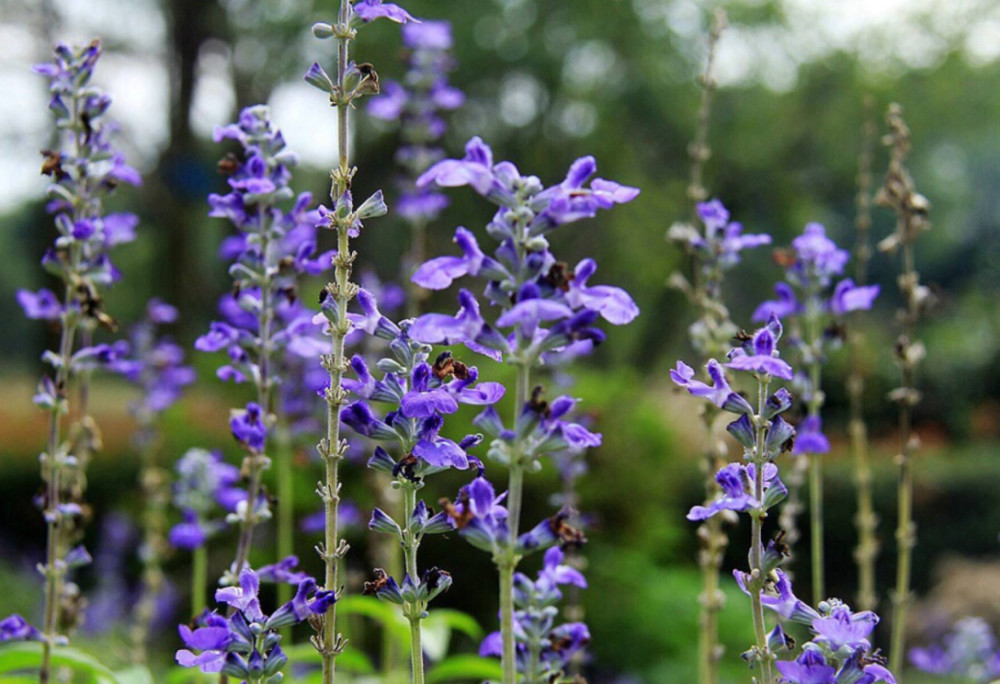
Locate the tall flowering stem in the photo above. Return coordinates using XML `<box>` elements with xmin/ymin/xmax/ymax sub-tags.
<box><xmin>307</xmin><ymin>2</ymin><xmax>408</xmax><ymax>679</ymax></box>
<box><xmin>674</xmin><ymin>316</ymin><xmax>897</xmax><ymax>684</ymax></box>
<box><xmin>18</xmin><ymin>40</ymin><xmax>141</xmax><ymax>681</ymax></box>
<box><xmin>686</xmin><ymin>9</ymin><xmax>726</xmax><ymax>226</ymax></box>
<box><xmin>673</xmin><ymin>314</ymin><xmax>795</xmax><ymax>684</ymax></box>
<box><xmin>199</xmin><ymin>102</ymin><xmax>335</xmax><ymax>601</ymax></box>
<box><xmin>109</xmin><ymin>299</ymin><xmax>195</xmax><ymax>661</ymax></box>
<box><xmin>339</xmin><ymin>302</ymin><xmax>503</xmax><ymax>684</ymax></box>
<box><xmin>876</xmin><ymin>104</ymin><xmax>932</xmax><ymax>675</ymax></box>
<box><xmin>410</xmin><ymin>136</ymin><xmax>639</xmax><ymax>683</ymax></box>
<box><xmin>754</xmin><ymin>223</ymin><xmax>879</xmax><ymax>605</ymax></box>
<box><xmin>669</xmin><ymin>195</ymin><xmax>769</xmax><ymax>683</ymax></box>
<box><xmin>850</xmin><ymin>97</ymin><xmax>879</xmax><ymax>612</ymax></box>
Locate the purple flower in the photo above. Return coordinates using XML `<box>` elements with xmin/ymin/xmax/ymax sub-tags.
<box><xmin>0</xmin><ymin>615</ymin><xmax>41</xmax><ymax>642</ymax></box>
<box><xmin>812</xmin><ymin>603</ymin><xmax>879</xmax><ymax>652</ymax></box>
<box><xmin>537</xmin><ymin>547</ymin><xmax>587</xmax><ymax>593</ymax></box>
<box><xmin>790</xmin><ymin>223</ymin><xmax>849</xmax><ymax>283</ymax></box>
<box><xmin>734</xmin><ymin>569</ymin><xmax>820</xmax><ymax>624</ymax></box>
<box><xmin>231</xmin><ymin>403</ymin><xmax>268</xmax><ymax>452</ymax></box>
<box><xmin>257</xmin><ymin>556</ymin><xmax>311</xmax><ymax>585</ymax></box>
<box><xmin>402</xmin><ymin>19</ymin><xmax>452</xmax><ymax>49</ymax></box>
<box><xmin>776</xmin><ymin>647</ymin><xmax>837</xmax><ymax>684</ymax></box>
<box><xmin>410</xmin><ymin>289</ymin><xmax>488</xmax><ymax>348</ymax></box>
<box><xmin>417</xmin><ymin>136</ymin><xmax>500</xmax><ymax>199</ymax></box>
<box><xmin>670</xmin><ymin>359</ymin><xmax>753</xmax><ymax>414</ymax></box>
<box><xmin>726</xmin><ymin>315</ymin><xmax>794</xmax><ymax>380</ymax></box>
<box><xmin>686</xmin><ymin>463</ymin><xmax>783</xmax><ymax>521</ymax></box>
<box><xmin>753</xmin><ymin>282</ymin><xmax>800</xmax><ymax>322</ymax></box>
<box><xmin>830</xmin><ymin>279</ymin><xmax>880</xmax><ymax>316</ymax></box>
<box><xmin>794</xmin><ymin>415</ymin><xmax>830</xmax><ymax>455</ymax></box>
<box><xmin>353</xmin><ymin>0</ymin><xmax>416</xmax><ymax>24</ymax></box>
<box><xmin>565</xmin><ymin>259</ymin><xmax>639</xmax><ymax>325</ymax></box>
<box><xmin>411</xmin><ymin>227</ymin><xmax>487</xmax><ymax>289</ymax></box>
<box><xmin>909</xmin><ymin>617</ymin><xmax>1000</xmax><ymax>682</ymax></box>
<box><xmin>16</xmin><ymin>288</ymin><xmax>62</xmax><ymax>321</ymax></box>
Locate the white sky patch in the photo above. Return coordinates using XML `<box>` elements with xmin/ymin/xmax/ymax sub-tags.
<box><xmin>268</xmin><ymin>81</ymin><xmax>340</xmax><ymax>169</ymax></box>
<box><xmin>190</xmin><ymin>40</ymin><xmax>236</xmax><ymax>141</ymax></box>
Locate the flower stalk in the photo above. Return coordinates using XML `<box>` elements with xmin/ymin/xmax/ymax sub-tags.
<box><xmin>876</xmin><ymin>103</ymin><xmax>932</xmax><ymax>675</ymax></box>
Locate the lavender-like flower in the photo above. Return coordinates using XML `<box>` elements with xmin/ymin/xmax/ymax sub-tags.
<box><xmin>668</xmin><ymin>199</ymin><xmax>771</xmax><ymax>684</ymax></box>
<box><xmin>479</xmin><ymin>547</ymin><xmax>590</xmax><ymax>681</ymax></box>
<box><xmin>753</xmin><ymin>221</ymin><xmax>879</xmax><ymax>604</ymax></box>
<box><xmin>171</xmin><ymin>448</ymin><xmax>245</xmax><ymax>617</ymax></box>
<box><xmin>16</xmin><ymin>40</ymin><xmax>140</xmax><ymax>680</ymax></box>
<box><xmin>675</xmin><ymin>316</ymin><xmax>896</xmax><ymax>684</ymax></box>
<box><xmin>108</xmin><ymin>298</ymin><xmax>194</xmax><ymax>660</ymax></box>
<box><xmin>175</xmin><ymin>566</ymin><xmax>335</xmax><ymax>682</ymax></box>
<box><xmin>342</xmin><ymin>299</ymin><xmax>502</xmax><ymax>682</ymax></box>
<box><xmin>411</xmin><ymin>135</ymin><xmax>637</xmax><ymax>684</ymax></box>
<box><xmin>308</xmin><ymin>3</ymin><xmax>411</xmax><ymax>681</ymax></box>
<box><xmin>368</xmin><ymin>20</ymin><xmax>464</xmax><ymax>316</ymax></box>
<box><xmin>910</xmin><ymin>618</ymin><xmax>1000</xmax><ymax>683</ymax></box>
<box><xmin>200</xmin><ymin>105</ymin><xmax>333</xmax><ymax>592</ymax></box>
<box><xmin>673</xmin><ymin>314</ymin><xmax>794</xmax><ymax>683</ymax></box>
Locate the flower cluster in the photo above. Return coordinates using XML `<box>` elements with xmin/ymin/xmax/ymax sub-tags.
<box><xmin>110</xmin><ymin>299</ymin><xmax>195</xmax><ymax>432</ymax></box>
<box><xmin>198</xmin><ymin>105</ymin><xmax>329</xmax><ymax>390</ymax></box>
<box><xmin>667</xmin><ymin>199</ymin><xmax>771</xmax><ymax>355</ymax></box>
<box><xmin>409</xmin><ymin>137</ymin><xmax>639</xmax><ymax>365</ymax></box>
<box><xmin>170</xmin><ymin>448</ymin><xmax>244</xmax><ymax>551</ymax></box>
<box><xmin>750</xmin><ymin>575</ymin><xmax>894</xmax><ymax>684</ymax></box>
<box><xmin>674</xmin><ymin>315</ymin><xmax>895</xmax><ymax>684</ymax></box>
<box><xmin>480</xmin><ymin>547</ymin><xmax>590</xmax><ymax>680</ymax></box>
<box><xmin>672</xmin><ymin>315</ymin><xmax>795</xmax><ymax>526</ymax></box>
<box><xmin>342</xmin><ymin>303</ymin><xmax>504</xmax><ymax>474</ymax></box>
<box><xmin>13</xmin><ymin>40</ymin><xmax>141</xmax><ymax>665</ymax></box>
<box><xmin>176</xmin><ymin>567</ymin><xmax>335</xmax><ymax>681</ymax></box>
<box><xmin>440</xmin><ymin>476</ymin><xmax>580</xmax><ymax>560</ymax></box>
<box><xmin>910</xmin><ymin>618</ymin><xmax>1000</xmax><ymax>682</ymax></box>
<box><xmin>340</xmin><ymin>293</ymin><xmax>504</xmax><ymax>620</ymax></box>
<box><xmin>368</xmin><ymin>20</ymin><xmax>464</xmax><ymax>224</ymax></box>
<box><xmin>752</xmin><ymin>222</ymin><xmax>879</xmax><ymax>598</ymax></box>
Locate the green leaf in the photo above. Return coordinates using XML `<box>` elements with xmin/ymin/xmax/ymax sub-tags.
<box><xmin>114</xmin><ymin>665</ymin><xmax>155</xmax><ymax>684</ymax></box>
<box><xmin>165</xmin><ymin>667</ymin><xmax>217</xmax><ymax>684</ymax></box>
<box><xmin>426</xmin><ymin>655</ymin><xmax>504</xmax><ymax>683</ymax></box>
<box><xmin>0</xmin><ymin>642</ymin><xmax>119</xmax><ymax>683</ymax></box>
<box><xmin>335</xmin><ymin>595</ymin><xmax>410</xmax><ymax>651</ymax></box>
<box><xmin>425</xmin><ymin>609</ymin><xmax>484</xmax><ymax>641</ymax></box>
<box><xmin>279</xmin><ymin>643</ymin><xmax>375</xmax><ymax>674</ymax></box>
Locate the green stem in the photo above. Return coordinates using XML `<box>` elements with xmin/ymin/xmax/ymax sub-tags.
<box><xmin>499</xmin><ymin>362</ymin><xmax>531</xmax><ymax>684</ymax></box>
<box><xmin>275</xmin><ymin>421</ymin><xmax>295</xmax><ymax>610</ymax></box>
<box><xmin>499</xmin><ymin>561</ymin><xmax>517</xmax><ymax>684</ymax></box>
<box><xmin>192</xmin><ymin>544</ymin><xmax>208</xmax><ymax>618</ymax></box>
<box><xmin>321</xmin><ymin>8</ymin><xmax>355</xmax><ymax>681</ymax></box>
<box><xmin>809</xmin><ymin>450</ymin><xmax>824</xmax><ymax>604</ymax></box>
<box><xmin>749</xmin><ymin>377</ymin><xmax>774</xmax><ymax>684</ymax></box>
<box><xmin>402</xmin><ymin>486</ymin><xmax>425</xmax><ymax>684</ymax></box>
<box><xmin>40</xmin><ymin>286</ymin><xmax>78</xmax><ymax>684</ymax></box>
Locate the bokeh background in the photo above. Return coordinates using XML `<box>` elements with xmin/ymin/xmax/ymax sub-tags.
<box><xmin>2</xmin><ymin>0</ymin><xmax>1000</xmax><ymax>681</ymax></box>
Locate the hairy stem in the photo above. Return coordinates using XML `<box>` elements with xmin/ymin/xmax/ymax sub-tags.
<box><xmin>40</xmin><ymin>283</ymin><xmax>79</xmax><ymax>684</ymax></box>
<box><xmin>320</xmin><ymin>6</ymin><xmax>356</xmax><ymax>681</ymax></box>
<box><xmin>500</xmin><ymin>361</ymin><xmax>531</xmax><ymax>684</ymax></box>
<box><xmin>402</xmin><ymin>486</ymin><xmax>425</xmax><ymax>684</ymax></box>
<box><xmin>275</xmin><ymin>421</ymin><xmax>295</xmax><ymax>610</ymax></box>
<box><xmin>749</xmin><ymin>377</ymin><xmax>774</xmax><ymax>684</ymax></box>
